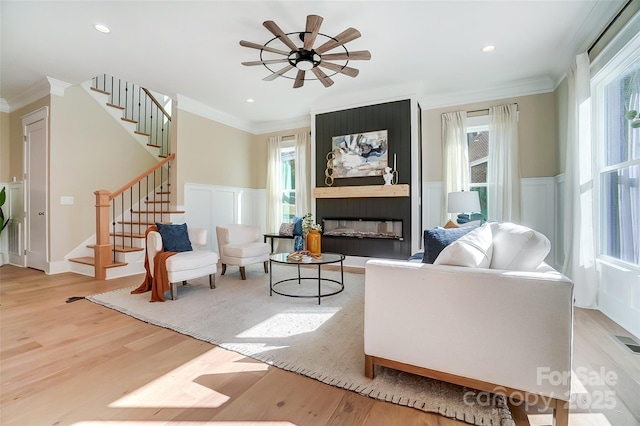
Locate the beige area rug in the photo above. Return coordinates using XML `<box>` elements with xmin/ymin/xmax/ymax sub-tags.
<box><xmin>88</xmin><ymin>264</ymin><xmax>514</xmax><ymax>426</ymax></box>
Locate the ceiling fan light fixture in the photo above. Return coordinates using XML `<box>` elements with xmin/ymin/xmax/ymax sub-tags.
<box><xmin>240</xmin><ymin>15</ymin><xmax>371</xmax><ymax>88</ymax></box>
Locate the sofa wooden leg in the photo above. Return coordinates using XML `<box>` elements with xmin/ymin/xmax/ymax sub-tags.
<box><xmin>170</xmin><ymin>282</ymin><xmax>178</xmax><ymax>300</ymax></box>
<box><xmin>221</xmin><ymin>264</ymin><xmax>227</xmax><ymax>275</ymax></box>
<box><xmin>210</xmin><ymin>274</ymin><xmax>216</xmax><ymax>289</ymax></box>
<box><xmin>553</xmin><ymin>399</ymin><xmax>569</xmax><ymax>426</ymax></box>
<box><xmin>365</xmin><ymin>355</ymin><xmax>375</xmax><ymax>379</ymax></box>
<box><xmin>264</xmin><ymin>261</ymin><xmax>269</xmax><ymax>273</ymax></box>
<box><xmin>240</xmin><ymin>266</ymin><xmax>246</xmax><ymax>280</ymax></box>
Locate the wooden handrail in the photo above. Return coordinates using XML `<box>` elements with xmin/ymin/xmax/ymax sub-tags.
<box><xmin>142</xmin><ymin>88</ymin><xmax>171</xmax><ymax>122</ymax></box>
<box><xmin>109</xmin><ymin>153</ymin><xmax>175</xmax><ymax>200</ymax></box>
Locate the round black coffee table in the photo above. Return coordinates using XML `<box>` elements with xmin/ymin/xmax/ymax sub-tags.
<box><xmin>269</xmin><ymin>252</ymin><xmax>345</xmax><ymax>305</ymax></box>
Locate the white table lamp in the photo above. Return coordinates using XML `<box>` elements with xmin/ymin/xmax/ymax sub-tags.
<box><xmin>447</xmin><ymin>191</ymin><xmax>481</xmax><ymax>215</ymax></box>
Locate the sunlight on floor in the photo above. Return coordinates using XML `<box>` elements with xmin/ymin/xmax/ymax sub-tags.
<box><xmin>236</xmin><ymin>307</ymin><xmax>340</xmax><ymax>338</ymax></box>
<box><xmin>528</xmin><ymin>413</ymin><xmax>613</xmax><ymax>425</ymax></box>
<box><xmin>109</xmin><ymin>346</ymin><xmax>267</xmax><ymax>409</ymax></box>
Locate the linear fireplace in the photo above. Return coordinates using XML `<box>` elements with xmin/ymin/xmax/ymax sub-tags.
<box><xmin>323</xmin><ymin>218</ymin><xmax>403</xmax><ymax>240</ymax></box>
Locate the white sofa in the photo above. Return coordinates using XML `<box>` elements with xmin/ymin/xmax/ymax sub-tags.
<box><xmin>364</xmin><ymin>223</ymin><xmax>574</xmax><ymax>426</ymax></box>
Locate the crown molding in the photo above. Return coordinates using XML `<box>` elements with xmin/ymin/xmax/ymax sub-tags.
<box><xmin>418</xmin><ymin>77</ymin><xmax>555</xmax><ymax>110</ymax></box>
<box><xmin>176</xmin><ymin>94</ymin><xmax>255</xmax><ymax>134</ymax></box>
<box><xmin>176</xmin><ymin>94</ymin><xmax>311</xmax><ymax>135</ymax></box>
<box><xmin>2</xmin><ymin>76</ymin><xmax>72</xmax><ymax>113</ymax></box>
<box><xmin>47</xmin><ymin>77</ymin><xmax>72</xmax><ymax>96</ymax></box>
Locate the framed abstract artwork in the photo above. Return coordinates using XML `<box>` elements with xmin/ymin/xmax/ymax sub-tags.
<box><xmin>330</xmin><ymin>130</ymin><xmax>388</xmax><ymax>178</ymax></box>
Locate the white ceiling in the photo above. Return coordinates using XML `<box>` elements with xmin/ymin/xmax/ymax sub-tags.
<box><xmin>0</xmin><ymin>1</ymin><xmax>624</xmax><ymax>133</ymax></box>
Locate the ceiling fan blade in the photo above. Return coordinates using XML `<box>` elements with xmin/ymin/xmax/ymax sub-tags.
<box><xmin>319</xmin><ymin>61</ymin><xmax>359</xmax><ymax>78</ymax></box>
<box><xmin>263</xmin><ymin>64</ymin><xmax>295</xmax><ymax>81</ymax></box>
<box><xmin>293</xmin><ymin>70</ymin><xmax>305</xmax><ymax>88</ymax></box>
<box><xmin>311</xmin><ymin>67</ymin><xmax>334</xmax><ymax>88</ymax></box>
<box><xmin>242</xmin><ymin>59</ymin><xmax>290</xmax><ymax>66</ymax></box>
<box><xmin>304</xmin><ymin>14</ymin><xmax>323</xmax><ymax>50</ymax></box>
<box><xmin>321</xmin><ymin>50</ymin><xmax>371</xmax><ymax>61</ymax></box>
<box><xmin>240</xmin><ymin>40</ymin><xmax>289</xmax><ymax>56</ymax></box>
<box><xmin>315</xmin><ymin>28</ymin><xmax>361</xmax><ymax>54</ymax></box>
<box><xmin>263</xmin><ymin>20</ymin><xmax>299</xmax><ymax>51</ymax></box>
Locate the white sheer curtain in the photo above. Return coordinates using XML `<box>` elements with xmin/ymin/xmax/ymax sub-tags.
<box><xmin>488</xmin><ymin>104</ymin><xmax>521</xmax><ymax>222</ymax></box>
<box><xmin>442</xmin><ymin>111</ymin><xmax>469</xmax><ymax>222</ymax></box>
<box><xmin>563</xmin><ymin>52</ymin><xmax>598</xmax><ymax>307</ymax></box>
<box><xmin>266</xmin><ymin>136</ymin><xmax>282</xmax><ymax>234</ymax></box>
<box><xmin>295</xmin><ymin>131</ymin><xmax>310</xmax><ymax>217</ymax></box>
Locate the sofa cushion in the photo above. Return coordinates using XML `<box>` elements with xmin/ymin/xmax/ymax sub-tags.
<box><xmin>166</xmin><ymin>250</ymin><xmax>218</xmax><ymax>272</ymax></box>
<box><xmin>293</xmin><ymin>216</ymin><xmax>304</xmax><ymax>236</ymax></box>
<box><xmin>422</xmin><ymin>225</ymin><xmax>478</xmax><ymax>264</ymax></box>
<box><xmin>225</xmin><ymin>242</ymin><xmax>270</xmax><ymax>258</ymax></box>
<box><xmin>156</xmin><ymin>223</ymin><xmax>193</xmax><ymax>252</ymax></box>
<box><xmin>434</xmin><ymin>223</ymin><xmax>493</xmax><ymax>268</ymax></box>
<box><xmin>489</xmin><ymin>222</ymin><xmax>551</xmax><ymax>271</ymax></box>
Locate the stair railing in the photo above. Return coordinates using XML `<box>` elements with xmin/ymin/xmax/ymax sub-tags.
<box><xmin>94</xmin><ymin>153</ymin><xmax>175</xmax><ymax>280</ymax></box>
<box><xmin>92</xmin><ymin>74</ymin><xmax>172</xmax><ymax>157</ymax></box>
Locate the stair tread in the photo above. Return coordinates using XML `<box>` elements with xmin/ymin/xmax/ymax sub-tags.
<box><xmin>145</xmin><ymin>200</ymin><xmax>170</xmax><ymax>204</ymax></box>
<box><xmin>86</xmin><ymin>244</ymin><xmax>144</xmax><ymax>253</ymax></box>
<box><xmin>121</xmin><ymin>117</ymin><xmax>137</xmax><ymax>124</ymax></box>
<box><xmin>147</xmin><ymin>144</ymin><xmax>161</xmax><ymax>148</ymax></box>
<box><xmin>113</xmin><ymin>246</ymin><xmax>144</xmax><ymax>253</ymax></box>
<box><xmin>69</xmin><ymin>256</ymin><xmax>127</xmax><ymax>268</ymax></box>
<box><xmin>90</xmin><ymin>87</ymin><xmax>110</xmax><ymax>95</ymax></box>
<box><xmin>131</xmin><ymin>210</ymin><xmax>185</xmax><ymax>214</ymax></box>
<box><xmin>107</xmin><ymin>103</ymin><xmax>125</xmax><ymax>110</ymax></box>
<box><xmin>118</xmin><ymin>220</ymin><xmax>172</xmax><ymax>225</ymax></box>
<box><xmin>135</xmin><ymin>130</ymin><xmax>151</xmax><ymax>136</ymax></box>
<box><xmin>111</xmin><ymin>232</ymin><xmax>146</xmax><ymax>239</ymax></box>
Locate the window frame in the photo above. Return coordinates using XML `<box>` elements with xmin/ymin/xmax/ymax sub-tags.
<box><xmin>467</xmin><ymin>115</ymin><xmax>490</xmax><ymax>219</ymax></box>
<box><xmin>592</xmin><ymin>33</ymin><xmax>640</xmax><ymax>270</ymax></box>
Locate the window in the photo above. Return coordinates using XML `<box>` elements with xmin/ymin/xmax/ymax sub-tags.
<box><xmin>467</xmin><ymin>119</ymin><xmax>489</xmax><ymax>220</ymax></box>
<box><xmin>594</xmin><ymin>40</ymin><xmax>640</xmax><ymax>266</ymax></box>
<box><xmin>280</xmin><ymin>141</ymin><xmax>296</xmax><ymax>223</ymax></box>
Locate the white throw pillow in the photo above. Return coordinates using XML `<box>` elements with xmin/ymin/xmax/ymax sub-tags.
<box><xmin>489</xmin><ymin>222</ymin><xmax>551</xmax><ymax>271</ymax></box>
<box><xmin>434</xmin><ymin>223</ymin><xmax>493</xmax><ymax>268</ymax></box>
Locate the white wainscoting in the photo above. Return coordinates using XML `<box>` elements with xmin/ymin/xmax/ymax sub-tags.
<box><xmin>184</xmin><ymin>183</ymin><xmax>266</xmax><ymax>254</ymax></box>
<box><xmin>422</xmin><ymin>177</ymin><xmax>558</xmax><ymax>267</ymax></box>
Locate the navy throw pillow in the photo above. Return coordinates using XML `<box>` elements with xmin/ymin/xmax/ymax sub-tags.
<box><xmin>155</xmin><ymin>223</ymin><xmax>193</xmax><ymax>252</ymax></box>
<box><xmin>293</xmin><ymin>216</ymin><xmax>303</xmax><ymax>236</ymax></box>
<box><xmin>422</xmin><ymin>226</ymin><xmax>478</xmax><ymax>264</ymax></box>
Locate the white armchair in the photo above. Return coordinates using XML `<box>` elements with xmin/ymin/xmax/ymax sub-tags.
<box><xmin>147</xmin><ymin>227</ymin><xmax>218</xmax><ymax>300</ymax></box>
<box><xmin>216</xmin><ymin>224</ymin><xmax>270</xmax><ymax>280</ymax></box>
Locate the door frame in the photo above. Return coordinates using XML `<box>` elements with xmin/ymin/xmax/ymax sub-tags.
<box><xmin>22</xmin><ymin>106</ymin><xmax>49</xmax><ymax>272</ymax></box>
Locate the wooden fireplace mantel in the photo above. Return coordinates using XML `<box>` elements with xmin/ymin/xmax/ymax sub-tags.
<box><xmin>313</xmin><ymin>184</ymin><xmax>410</xmax><ymax>199</ymax></box>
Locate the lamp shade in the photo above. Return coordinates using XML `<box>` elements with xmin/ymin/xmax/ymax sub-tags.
<box><xmin>447</xmin><ymin>191</ymin><xmax>481</xmax><ymax>213</ymax></box>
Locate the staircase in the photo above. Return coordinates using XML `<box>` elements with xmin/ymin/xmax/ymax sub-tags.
<box><xmin>68</xmin><ymin>75</ymin><xmax>182</xmax><ymax>280</ymax></box>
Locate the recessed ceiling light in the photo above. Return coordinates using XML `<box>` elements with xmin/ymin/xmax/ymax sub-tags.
<box><xmin>94</xmin><ymin>24</ymin><xmax>111</xmax><ymax>34</ymax></box>
<box><xmin>482</xmin><ymin>45</ymin><xmax>495</xmax><ymax>53</ymax></box>
<box><xmin>246</xmin><ymin>98</ymin><xmax>255</xmax><ymax>103</ymax></box>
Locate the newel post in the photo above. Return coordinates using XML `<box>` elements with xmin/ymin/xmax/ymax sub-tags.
<box><xmin>94</xmin><ymin>189</ymin><xmax>112</xmax><ymax>280</ymax></box>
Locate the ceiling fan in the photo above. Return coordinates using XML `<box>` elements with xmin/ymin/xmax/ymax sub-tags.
<box><xmin>240</xmin><ymin>15</ymin><xmax>371</xmax><ymax>88</ymax></box>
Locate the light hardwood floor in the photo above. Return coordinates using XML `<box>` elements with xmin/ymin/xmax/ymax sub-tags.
<box><xmin>1</xmin><ymin>265</ymin><xmax>638</xmax><ymax>426</ymax></box>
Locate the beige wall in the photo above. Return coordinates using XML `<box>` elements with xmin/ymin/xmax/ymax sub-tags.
<box><xmin>48</xmin><ymin>86</ymin><xmax>158</xmax><ymax>261</ymax></box>
<box><xmin>421</xmin><ymin>92</ymin><xmax>558</xmax><ymax>181</ymax></box>
<box><xmin>0</xmin><ymin>112</ymin><xmax>10</xmax><ymax>182</ymax></box>
<box><xmin>175</xmin><ymin>110</ymin><xmax>264</xmax><ymax>204</ymax></box>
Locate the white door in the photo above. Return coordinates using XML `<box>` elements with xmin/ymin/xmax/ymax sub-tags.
<box><xmin>23</xmin><ymin>107</ymin><xmax>48</xmax><ymax>271</ymax></box>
